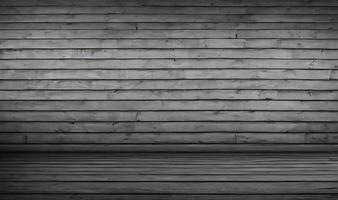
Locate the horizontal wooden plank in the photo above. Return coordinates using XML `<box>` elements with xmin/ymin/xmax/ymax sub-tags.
<box><xmin>1</xmin><ymin>100</ymin><xmax>336</xmax><ymax>111</ymax></box>
<box><xmin>137</xmin><ymin>22</ymin><xmax>338</xmax><ymax>30</ymax></box>
<box><xmin>3</xmin><ymin>153</ymin><xmax>335</xmax><ymax>161</ymax></box>
<box><xmin>0</xmin><ymin>181</ymin><xmax>337</xmax><ymax>194</ymax></box>
<box><xmin>1</xmin><ymin>69</ymin><xmax>337</xmax><ymax>79</ymax></box>
<box><xmin>11</xmin><ymin>132</ymin><xmax>338</xmax><ymax>144</ymax></box>
<box><xmin>1</xmin><ymin>144</ymin><xmax>338</xmax><ymax>152</ymax></box>
<box><xmin>1</xmin><ymin>59</ymin><xmax>336</xmax><ymax>69</ymax></box>
<box><xmin>237</xmin><ymin>133</ymin><xmax>309</xmax><ymax>143</ymax></box>
<box><xmin>2</xmin><ymin>39</ymin><xmax>338</xmax><ymax>49</ymax></box>
<box><xmin>1</xmin><ymin>194</ymin><xmax>338</xmax><ymax>200</ymax></box>
<box><xmin>0</xmin><ymin>122</ymin><xmax>337</xmax><ymax>132</ymax></box>
<box><xmin>1</xmin><ymin>111</ymin><xmax>336</xmax><ymax>122</ymax></box>
<box><xmin>1</xmin><ymin>0</ymin><xmax>337</xmax><ymax>6</ymax></box>
<box><xmin>1</xmin><ymin>22</ymin><xmax>338</xmax><ymax>30</ymax></box>
<box><xmin>2</xmin><ymin>174</ymin><xmax>338</xmax><ymax>182</ymax></box>
<box><xmin>0</xmin><ymin>194</ymin><xmax>337</xmax><ymax>200</ymax></box>
<box><xmin>1</xmin><ymin>49</ymin><xmax>336</xmax><ymax>59</ymax></box>
<box><xmin>2</xmin><ymin>167</ymin><xmax>337</xmax><ymax>173</ymax></box>
<box><xmin>1</xmin><ymin>90</ymin><xmax>337</xmax><ymax>100</ymax></box>
<box><xmin>306</xmin><ymin>133</ymin><xmax>338</xmax><ymax>144</ymax></box>
<box><xmin>0</xmin><ymin>132</ymin><xmax>235</xmax><ymax>144</ymax></box>
<box><xmin>1</xmin><ymin>30</ymin><xmax>337</xmax><ymax>39</ymax></box>
<box><xmin>1</xmin><ymin>80</ymin><xmax>337</xmax><ymax>90</ymax></box>
<box><xmin>2</xmin><ymin>6</ymin><xmax>338</xmax><ymax>14</ymax></box>
<box><xmin>1</xmin><ymin>14</ymin><xmax>338</xmax><ymax>23</ymax></box>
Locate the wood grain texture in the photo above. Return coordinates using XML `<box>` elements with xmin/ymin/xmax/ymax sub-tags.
<box><xmin>1</xmin><ymin>7</ymin><xmax>338</xmax><ymax>14</ymax></box>
<box><xmin>0</xmin><ymin>152</ymin><xmax>338</xmax><ymax>199</ymax></box>
<box><xmin>1</xmin><ymin>30</ymin><xmax>337</xmax><ymax>39</ymax></box>
<box><xmin>0</xmin><ymin>0</ymin><xmax>337</xmax><ymax>147</ymax></box>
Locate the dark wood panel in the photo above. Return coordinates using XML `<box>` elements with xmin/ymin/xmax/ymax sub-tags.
<box><xmin>1</xmin><ymin>180</ymin><xmax>338</xmax><ymax>194</ymax></box>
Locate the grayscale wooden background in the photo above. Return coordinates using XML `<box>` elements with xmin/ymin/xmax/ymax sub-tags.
<box><xmin>0</xmin><ymin>0</ymin><xmax>338</xmax><ymax>151</ymax></box>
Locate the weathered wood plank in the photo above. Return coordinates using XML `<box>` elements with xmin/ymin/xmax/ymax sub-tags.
<box><xmin>0</xmin><ymin>122</ymin><xmax>336</xmax><ymax>132</ymax></box>
<box><xmin>137</xmin><ymin>22</ymin><xmax>338</xmax><ymax>30</ymax></box>
<box><xmin>0</xmin><ymin>194</ymin><xmax>337</xmax><ymax>200</ymax></box>
<box><xmin>1</xmin><ymin>111</ymin><xmax>336</xmax><ymax>122</ymax></box>
<box><xmin>1</xmin><ymin>100</ymin><xmax>336</xmax><ymax>111</ymax></box>
<box><xmin>1</xmin><ymin>59</ymin><xmax>336</xmax><ymax>69</ymax></box>
<box><xmin>1</xmin><ymin>80</ymin><xmax>337</xmax><ymax>90</ymax></box>
<box><xmin>2</xmin><ymin>6</ymin><xmax>338</xmax><ymax>14</ymax></box>
<box><xmin>1</xmin><ymin>174</ymin><xmax>338</xmax><ymax>181</ymax></box>
<box><xmin>1</xmin><ymin>0</ymin><xmax>337</xmax><ymax>6</ymax></box>
<box><xmin>1</xmin><ymin>144</ymin><xmax>338</xmax><ymax>152</ymax></box>
<box><xmin>1</xmin><ymin>14</ymin><xmax>338</xmax><ymax>23</ymax></box>
<box><xmin>1</xmin><ymin>49</ymin><xmax>336</xmax><ymax>59</ymax></box>
<box><xmin>0</xmin><ymin>132</ymin><xmax>236</xmax><ymax>144</ymax></box>
<box><xmin>0</xmin><ymin>181</ymin><xmax>337</xmax><ymax>194</ymax></box>
<box><xmin>9</xmin><ymin>132</ymin><xmax>338</xmax><ymax>144</ymax></box>
<box><xmin>1</xmin><ymin>90</ymin><xmax>337</xmax><ymax>100</ymax></box>
<box><xmin>1</xmin><ymin>69</ymin><xmax>336</xmax><ymax>79</ymax></box>
<box><xmin>1</xmin><ymin>22</ymin><xmax>337</xmax><ymax>30</ymax></box>
<box><xmin>14</xmin><ymin>132</ymin><xmax>338</xmax><ymax>144</ymax></box>
<box><xmin>1</xmin><ymin>39</ymin><xmax>338</xmax><ymax>49</ymax></box>
<box><xmin>1</xmin><ymin>30</ymin><xmax>336</xmax><ymax>39</ymax></box>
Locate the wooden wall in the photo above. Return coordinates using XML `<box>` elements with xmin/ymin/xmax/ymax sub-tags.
<box><xmin>0</xmin><ymin>0</ymin><xmax>338</xmax><ymax>150</ymax></box>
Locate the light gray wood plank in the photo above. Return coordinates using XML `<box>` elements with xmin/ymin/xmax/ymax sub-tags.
<box><xmin>1</xmin><ymin>69</ymin><xmax>337</xmax><ymax>79</ymax></box>
<box><xmin>0</xmin><ymin>122</ymin><xmax>336</xmax><ymax>132</ymax></box>
<box><xmin>1</xmin><ymin>100</ymin><xmax>336</xmax><ymax>111</ymax></box>
<box><xmin>1</xmin><ymin>22</ymin><xmax>337</xmax><ymax>30</ymax></box>
<box><xmin>1</xmin><ymin>90</ymin><xmax>337</xmax><ymax>100</ymax></box>
<box><xmin>1</xmin><ymin>0</ymin><xmax>337</xmax><ymax>6</ymax></box>
<box><xmin>1</xmin><ymin>80</ymin><xmax>337</xmax><ymax>90</ymax></box>
<box><xmin>1</xmin><ymin>59</ymin><xmax>337</xmax><ymax>69</ymax></box>
<box><xmin>306</xmin><ymin>133</ymin><xmax>338</xmax><ymax>143</ymax></box>
<box><xmin>1</xmin><ymin>144</ymin><xmax>338</xmax><ymax>152</ymax></box>
<box><xmin>1</xmin><ymin>49</ymin><xmax>336</xmax><ymax>59</ymax></box>
<box><xmin>1</xmin><ymin>14</ymin><xmax>337</xmax><ymax>23</ymax></box>
<box><xmin>0</xmin><ymin>132</ymin><xmax>237</xmax><ymax>144</ymax></box>
<box><xmin>137</xmin><ymin>22</ymin><xmax>338</xmax><ymax>30</ymax></box>
<box><xmin>1</xmin><ymin>30</ymin><xmax>336</xmax><ymax>39</ymax></box>
<box><xmin>2</xmin><ymin>6</ymin><xmax>338</xmax><ymax>14</ymax></box>
<box><xmin>1</xmin><ymin>111</ymin><xmax>337</xmax><ymax>122</ymax></box>
<box><xmin>2</xmin><ymin>39</ymin><xmax>338</xmax><ymax>49</ymax></box>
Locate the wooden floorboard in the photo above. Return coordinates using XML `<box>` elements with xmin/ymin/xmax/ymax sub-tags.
<box><xmin>0</xmin><ymin>153</ymin><xmax>337</xmax><ymax>199</ymax></box>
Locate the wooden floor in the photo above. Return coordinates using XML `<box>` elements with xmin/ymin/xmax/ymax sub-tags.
<box><xmin>0</xmin><ymin>153</ymin><xmax>337</xmax><ymax>200</ymax></box>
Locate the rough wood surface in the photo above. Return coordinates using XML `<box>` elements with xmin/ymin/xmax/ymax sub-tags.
<box><xmin>0</xmin><ymin>0</ymin><xmax>337</xmax><ymax>147</ymax></box>
<box><xmin>0</xmin><ymin>153</ymin><xmax>337</xmax><ymax>199</ymax></box>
